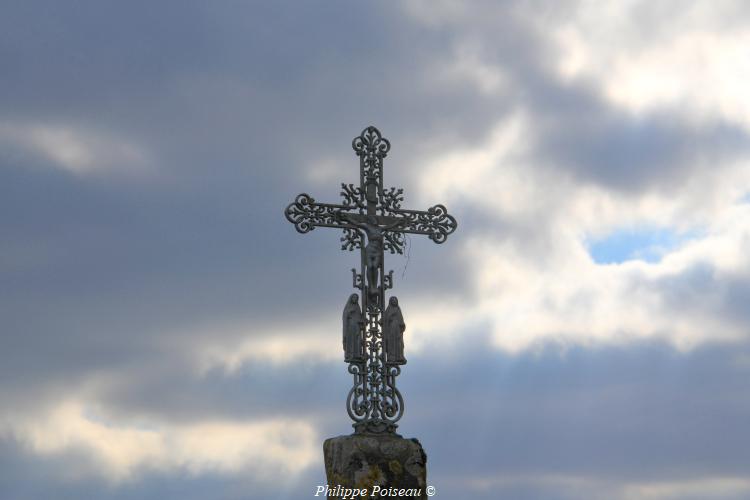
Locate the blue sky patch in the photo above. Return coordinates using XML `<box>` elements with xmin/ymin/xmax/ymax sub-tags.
<box><xmin>587</xmin><ymin>227</ymin><xmax>697</xmax><ymax>264</ymax></box>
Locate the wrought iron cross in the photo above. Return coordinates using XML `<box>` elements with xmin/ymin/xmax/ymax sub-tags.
<box><xmin>284</xmin><ymin>126</ymin><xmax>457</xmax><ymax>434</ymax></box>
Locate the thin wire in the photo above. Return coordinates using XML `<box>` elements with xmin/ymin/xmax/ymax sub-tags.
<box><xmin>401</xmin><ymin>233</ymin><xmax>411</xmax><ymax>279</ymax></box>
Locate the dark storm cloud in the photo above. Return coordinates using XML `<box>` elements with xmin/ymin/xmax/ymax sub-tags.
<box><xmin>91</xmin><ymin>357</ymin><xmax>353</xmax><ymax>426</ymax></box>
<box><xmin>0</xmin><ymin>0</ymin><xmax>486</xmax><ymax>407</ymax></box>
<box><xmin>403</xmin><ymin>0</ymin><xmax>750</xmax><ymax>193</ymax></box>
<box><xmin>404</xmin><ymin>339</ymin><xmax>750</xmax><ymax>497</ymax></box>
<box><xmin>527</xmin><ymin>82</ymin><xmax>750</xmax><ymax>192</ymax></box>
<box><xmin>0</xmin><ymin>435</ymin><xmax>324</xmax><ymax>500</ymax></box>
<box><xmin>634</xmin><ymin>259</ymin><xmax>750</xmax><ymax>340</ymax></box>
<box><xmin>86</xmin><ymin>336</ymin><xmax>750</xmax><ymax>482</ymax></box>
<box><xmin>2</xmin><ymin>338</ymin><xmax>749</xmax><ymax>499</ymax></box>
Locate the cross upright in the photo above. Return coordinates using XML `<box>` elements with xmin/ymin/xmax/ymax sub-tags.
<box><xmin>284</xmin><ymin>126</ymin><xmax>457</xmax><ymax>434</ymax></box>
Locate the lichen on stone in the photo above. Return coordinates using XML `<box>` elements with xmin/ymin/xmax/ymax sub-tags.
<box><xmin>388</xmin><ymin>460</ymin><xmax>403</xmax><ymax>476</ymax></box>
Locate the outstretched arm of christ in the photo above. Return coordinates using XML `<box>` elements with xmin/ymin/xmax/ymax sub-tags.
<box><xmin>381</xmin><ymin>218</ymin><xmax>406</xmax><ymax>231</ymax></box>
<box><xmin>339</xmin><ymin>213</ymin><xmax>406</xmax><ymax>235</ymax></box>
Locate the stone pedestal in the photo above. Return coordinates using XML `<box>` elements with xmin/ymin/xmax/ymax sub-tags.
<box><xmin>323</xmin><ymin>434</ymin><xmax>427</xmax><ymax>499</ymax></box>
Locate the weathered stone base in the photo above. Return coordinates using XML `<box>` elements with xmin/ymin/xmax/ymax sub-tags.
<box><xmin>323</xmin><ymin>434</ymin><xmax>427</xmax><ymax>499</ymax></box>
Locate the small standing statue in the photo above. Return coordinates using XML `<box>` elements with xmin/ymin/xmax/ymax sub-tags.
<box><xmin>383</xmin><ymin>296</ymin><xmax>406</xmax><ymax>365</ymax></box>
<box><xmin>342</xmin><ymin>294</ymin><xmax>364</xmax><ymax>362</ymax></box>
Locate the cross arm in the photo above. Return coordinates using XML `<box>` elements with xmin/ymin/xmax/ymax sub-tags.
<box><xmin>389</xmin><ymin>204</ymin><xmax>458</xmax><ymax>244</ymax></box>
<box><xmin>284</xmin><ymin>193</ymin><xmax>360</xmax><ymax>234</ymax></box>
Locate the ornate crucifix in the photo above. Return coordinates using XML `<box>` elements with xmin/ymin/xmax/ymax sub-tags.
<box><xmin>284</xmin><ymin>126</ymin><xmax>457</xmax><ymax>434</ymax></box>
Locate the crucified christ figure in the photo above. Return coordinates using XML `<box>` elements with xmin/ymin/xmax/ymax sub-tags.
<box><xmin>342</xmin><ymin>214</ymin><xmax>405</xmax><ymax>303</ymax></box>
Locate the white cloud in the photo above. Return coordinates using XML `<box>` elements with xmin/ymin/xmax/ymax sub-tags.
<box><xmin>237</xmin><ymin>106</ymin><xmax>750</xmax><ymax>359</ymax></box>
<box><xmin>3</xmin><ymin>400</ymin><xmax>318</xmax><ymax>482</ymax></box>
<box><xmin>621</xmin><ymin>476</ymin><xmax>750</xmax><ymax>500</ymax></box>
<box><xmin>194</xmin><ymin>318</ymin><xmax>341</xmax><ymax>372</ymax></box>
<box><xmin>552</xmin><ymin>1</ymin><xmax>750</xmax><ymax>126</ymax></box>
<box><xmin>0</xmin><ymin>121</ymin><xmax>150</xmax><ymax>176</ymax></box>
<box><xmin>402</xmin><ymin>115</ymin><xmax>750</xmax><ymax>353</ymax></box>
<box><xmin>431</xmin><ymin>41</ymin><xmax>510</xmax><ymax>96</ymax></box>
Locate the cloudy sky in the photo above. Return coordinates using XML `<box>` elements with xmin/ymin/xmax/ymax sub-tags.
<box><xmin>2</xmin><ymin>1</ymin><xmax>750</xmax><ymax>499</ymax></box>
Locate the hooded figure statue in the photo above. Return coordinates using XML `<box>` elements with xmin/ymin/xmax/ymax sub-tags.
<box><xmin>383</xmin><ymin>296</ymin><xmax>406</xmax><ymax>365</ymax></box>
<box><xmin>342</xmin><ymin>294</ymin><xmax>364</xmax><ymax>362</ymax></box>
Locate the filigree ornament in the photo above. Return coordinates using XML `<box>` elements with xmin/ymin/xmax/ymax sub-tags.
<box><xmin>284</xmin><ymin>194</ymin><xmax>349</xmax><ymax>234</ymax></box>
<box><xmin>351</xmin><ymin>269</ymin><xmax>363</xmax><ymax>290</ymax></box>
<box><xmin>383</xmin><ymin>270</ymin><xmax>394</xmax><ymax>291</ymax></box>
<box><xmin>380</xmin><ymin>187</ymin><xmax>404</xmax><ymax>213</ymax></box>
<box><xmin>353</xmin><ymin>127</ymin><xmax>389</xmax><ymax>186</ymax></box>
<box><xmin>382</xmin><ymin>384</ymin><xmax>403</xmax><ymax>419</ymax></box>
<box><xmin>352</xmin><ymin>126</ymin><xmax>391</xmax><ymax>159</ymax></box>
<box><xmin>346</xmin><ymin>363</ymin><xmax>369</xmax><ymax>421</ymax></box>
<box><xmin>340</xmin><ymin>183</ymin><xmax>365</xmax><ymax>210</ymax></box>
<box><xmin>340</xmin><ymin>228</ymin><xmax>362</xmax><ymax>251</ymax></box>
<box><xmin>390</xmin><ymin>204</ymin><xmax>458</xmax><ymax>243</ymax></box>
<box><xmin>383</xmin><ymin>231</ymin><xmax>405</xmax><ymax>255</ymax></box>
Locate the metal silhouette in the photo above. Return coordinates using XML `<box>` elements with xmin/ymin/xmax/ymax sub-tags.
<box><xmin>383</xmin><ymin>297</ymin><xmax>406</xmax><ymax>365</ymax></box>
<box><xmin>343</xmin><ymin>294</ymin><xmax>364</xmax><ymax>362</ymax></box>
<box><xmin>284</xmin><ymin>126</ymin><xmax>457</xmax><ymax>434</ymax></box>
